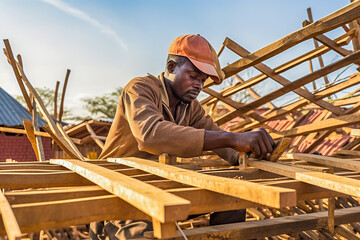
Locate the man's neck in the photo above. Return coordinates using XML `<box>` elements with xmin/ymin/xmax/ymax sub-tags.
<box><xmin>163</xmin><ymin>76</ymin><xmax>180</xmax><ymax>114</ymax></box>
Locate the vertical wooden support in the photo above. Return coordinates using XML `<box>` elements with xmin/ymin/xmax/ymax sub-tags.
<box><xmin>238</xmin><ymin>152</ymin><xmax>247</xmax><ymax>170</ymax></box>
<box><xmin>328</xmin><ymin>197</ymin><xmax>335</xmax><ymax>234</ymax></box>
<box><xmin>159</xmin><ymin>153</ymin><xmax>177</xmax><ymax>165</ymax></box>
<box><xmin>306</xmin><ymin>8</ymin><xmax>330</xmax><ymax>87</ymax></box>
<box><xmin>152</xmin><ymin>218</ymin><xmax>177</xmax><ymax>239</ymax></box>
<box><xmin>54</xmin><ymin>81</ymin><xmax>60</xmax><ymax>119</ymax></box>
<box><xmin>58</xmin><ymin>69</ymin><xmax>70</xmax><ymax>122</ymax></box>
<box><xmin>32</xmin><ymin>97</ymin><xmax>45</xmax><ymax>161</ymax></box>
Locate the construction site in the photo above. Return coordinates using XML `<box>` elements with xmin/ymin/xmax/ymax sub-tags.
<box><xmin>2</xmin><ymin>1</ymin><xmax>360</xmax><ymax>240</ymax></box>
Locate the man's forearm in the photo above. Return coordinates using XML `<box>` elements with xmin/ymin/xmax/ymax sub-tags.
<box><xmin>203</xmin><ymin>130</ymin><xmax>235</xmax><ymax>150</ymax></box>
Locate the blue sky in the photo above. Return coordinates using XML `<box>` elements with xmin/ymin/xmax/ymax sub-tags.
<box><xmin>0</xmin><ymin>0</ymin><xmax>355</xmax><ymax>117</ymax></box>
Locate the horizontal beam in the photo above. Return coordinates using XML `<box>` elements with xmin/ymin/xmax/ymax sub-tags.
<box><xmin>171</xmin><ymin>206</ymin><xmax>360</xmax><ymax>239</ymax></box>
<box><xmin>50</xmin><ymin>159</ymin><xmax>190</xmax><ymax>223</ymax></box>
<box><xmin>270</xmin><ymin>112</ymin><xmax>360</xmax><ymax>140</ymax></box>
<box><xmin>249</xmin><ymin>159</ymin><xmax>360</xmax><ymax>197</ymax></box>
<box><xmin>108</xmin><ymin>158</ymin><xmax>296</xmax><ymax>208</ymax></box>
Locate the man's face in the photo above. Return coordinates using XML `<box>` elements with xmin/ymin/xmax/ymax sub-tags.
<box><xmin>171</xmin><ymin>60</ymin><xmax>208</xmax><ymax>104</ymax></box>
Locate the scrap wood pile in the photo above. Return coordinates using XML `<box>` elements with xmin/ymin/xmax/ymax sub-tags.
<box><xmin>3</xmin><ymin>1</ymin><xmax>360</xmax><ymax>240</ymax></box>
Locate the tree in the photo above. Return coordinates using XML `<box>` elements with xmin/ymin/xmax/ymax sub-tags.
<box><xmin>81</xmin><ymin>87</ymin><xmax>123</xmax><ymax>119</ymax></box>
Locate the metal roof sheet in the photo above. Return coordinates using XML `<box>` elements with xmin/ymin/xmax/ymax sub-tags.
<box><xmin>0</xmin><ymin>87</ymin><xmax>46</xmax><ymax>127</ymax></box>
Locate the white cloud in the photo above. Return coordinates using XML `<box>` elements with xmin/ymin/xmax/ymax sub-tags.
<box><xmin>41</xmin><ymin>0</ymin><xmax>127</xmax><ymax>50</ymax></box>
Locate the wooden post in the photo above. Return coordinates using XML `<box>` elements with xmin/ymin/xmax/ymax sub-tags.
<box><xmin>58</xmin><ymin>69</ymin><xmax>70</xmax><ymax>122</ymax></box>
<box><xmin>152</xmin><ymin>218</ymin><xmax>177</xmax><ymax>239</ymax></box>
<box><xmin>54</xmin><ymin>81</ymin><xmax>60</xmax><ymax>119</ymax></box>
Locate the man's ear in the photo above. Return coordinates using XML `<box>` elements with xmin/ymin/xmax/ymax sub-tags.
<box><xmin>167</xmin><ymin>60</ymin><xmax>177</xmax><ymax>74</ymax></box>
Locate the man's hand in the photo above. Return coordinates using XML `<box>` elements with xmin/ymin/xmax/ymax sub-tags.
<box><xmin>231</xmin><ymin>128</ymin><xmax>275</xmax><ymax>160</ymax></box>
<box><xmin>204</xmin><ymin>128</ymin><xmax>275</xmax><ymax>160</ymax></box>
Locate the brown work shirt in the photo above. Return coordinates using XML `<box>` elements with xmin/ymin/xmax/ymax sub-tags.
<box><xmin>99</xmin><ymin>73</ymin><xmax>238</xmax><ymax>165</ymax></box>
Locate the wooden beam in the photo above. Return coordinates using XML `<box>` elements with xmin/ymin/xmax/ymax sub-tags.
<box><xmin>286</xmin><ymin>152</ymin><xmax>360</xmax><ymax>172</ymax></box>
<box><xmin>270</xmin><ymin>112</ymin><xmax>360</xmax><ymax>140</ymax></box>
<box><xmin>234</xmin><ymin>73</ymin><xmax>360</xmax><ymax>132</ymax></box>
<box><xmin>222</xmin><ymin>1</ymin><xmax>360</xmax><ymax>78</ymax></box>
<box><xmin>50</xmin><ymin>159</ymin><xmax>191</xmax><ymax>223</ymax></box>
<box><xmin>216</xmin><ymin>51</ymin><xmax>360</xmax><ymax>125</ymax></box>
<box><xmin>108</xmin><ymin>158</ymin><xmax>296</xmax><ymax>208</ymax></box>
<box><xmin>306</xmin><ymin>7</ymin><xmax>330</xmax><ymax>86</ymax></box>
<box><xmin>31</xmin><ymin>97</ymin><xmax>45</xmax><ymax>161</ymax></box>
<box><xmin>223</xmin><ymin>37</ymin><xmax>344</xmax><ymax>115</ymax></box>
<box><xmin>0</xmin><ymin>191</ymin><xmax>22</xmax><ymax>240</ymax></box>
<box><xmin>201</xmin><ymin>31</ymin><xmax>353</xmax><ymax>107</ymax></box>
<box><xmin>54</xmin><ymin>81</ymin><xmax>60</xmax><ymax>119</ymax></box>
<box><xmin>56</xmin><ymin>122</ymin><xmax>84</xmax><ymax>160</ymax></box>
<box><xmin>58</xmin><ymin>69</ymin><xmax>70</xmax><ymax>122</ymax></box>
<box><xmin>23</xmin><ymin>119</ymin><xmax>40</xmax><ymax>161</ymax></box>
<box><xmin>169</xmin><ymin>206</ymin><xmax>360</xmax><ymax>240</ymax></box>
<box><xmin>248</xmin><ymin>159</ymin><xmax>360</xmax><ymax>197</ymax></box>
<box><xmin>85</xmin><ymin>122</ymin><xmax>104</xmax><ymax>149</ymax></box>
<box><xmin>3</xmin><ymin>39</ymin><xmax>32</xmax><ymax>112</ymax></box>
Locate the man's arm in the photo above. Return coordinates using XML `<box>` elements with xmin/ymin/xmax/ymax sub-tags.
<box><xmin>204</xmin><ymin>128</ymin><xmax>275</xmax><ymax>160</ymax></box>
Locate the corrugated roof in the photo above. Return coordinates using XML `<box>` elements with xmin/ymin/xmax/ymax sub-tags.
<box><xmin>0</xmin><ymin>87</ymin><xmax>46</xmax><ymax>127</ymax></box>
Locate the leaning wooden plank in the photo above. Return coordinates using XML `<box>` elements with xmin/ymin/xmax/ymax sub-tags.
<box><xmin>217</xmin><ymin>51</ymin><xmax>360</xmax><ymax>125</ymax></box>
<box><xmin>58</xmin><ymin>69</ymin><xmax>70</xmax><ymax>122</ymax></box>
<box><xmin>286</xmin><ymin>152</ymin><xmax>360</xmax><ymax>172</ymax></box>
<box><xmin>3</xmin><ymin>39</ymin><xmax>32</xmax><ymax>112</ymax></box>
<box><xmin>56</xmin><ymin>122</ymin><xmax>85</xmax><ymax>160</ymax></box>
<box><xmin>43</xmin><ymin>125</ymin><xmax>78</xmax><ymax>159</ymax></box>
<box><xmin>23</xmin><ymin>119</ymin><xmax>40</xmax><ymax>161</ymax></box>
<box><xmin>223</xmin><ymin>37</ymin><xmax>344</xmax><ymax>115</ymax></box>
<box><xmin>248</xmin><ymin>160</ymin><xmax>360</xmax><ymax>197</ymax></box>
<box><xmin>0</xmin><ymin>191</ymin><xmax>22</xmax><ymax>240</ymax></box>
<box><xmin>222</xmin><ymin>1</ymin><xmax>360</xmax><ymax>78</ymax></box>
<box><xmin>50</xmin><ymin>159</ymin><xmax>190</xmax><ymax>223</ymax></box>
<box><xmin>85</xmin><ymin>122</ymin><xmax>104</xmax><ymax>149</ymax></box>
<box><xmin>270</xmin><ymin>112</ymin><xmax>360</xmax><ymax>140</ymax></box>
<box><xmin>31</xmin><ymin>98</ymin><xmax>45</xmax><ymax>161</ymax></box>
<box><xmin>168</xmin><ymin>206</ymin><xmax>360</xmax><ymax>240</ymax></box>
<box><xmin>108</xmin><ymin>158</ymin><xmax>296</xmax><ymax>208</ymax></box>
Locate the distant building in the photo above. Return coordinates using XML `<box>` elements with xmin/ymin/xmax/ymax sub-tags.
<box><xmin>0</xmin><ymin>87</ymin><xmax>54</xmax><ymax>162</ymax></box>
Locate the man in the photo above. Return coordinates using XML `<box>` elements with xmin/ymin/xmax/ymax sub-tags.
<box><xmin>92</xmin><ymin>34</ymin><xmax>274</xmax><ymax>239</ymax></box>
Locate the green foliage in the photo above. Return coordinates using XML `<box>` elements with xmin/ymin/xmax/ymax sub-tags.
<box><xmin>81</xmin><ymin>87</ymin><xmax>123</xmax><ymax>118</ymax></box>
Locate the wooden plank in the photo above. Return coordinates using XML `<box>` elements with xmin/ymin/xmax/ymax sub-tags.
<box><xmin>0</xmin><ymin>127</ymin><xmax>47</xmax><ymax>137</ymax></box>
<box><xmin>223</xmin><ymin>37</ymin><xmax>344</xmax><ymax>115</ymax></box>
<box><xmin>222</xmin><ymin>1</ymin><xmax>360</xmax><ymax>78</ymax></box>
<box><xmin>237</xmin><ymin>73</ymin><xmax>360</xmax><ymax>132</ymax></box>
<box><xmin>334</xmin><ymin>149</ymin><xmax>360</xmax><ymax>157</ymax></box>
<box><xmin>50</xmin><ymin>159</ymin><xmax>190</xmax><ymax>223</ymax></box>
<box><xmin>54</xmin><ymin>81</ymin><xmax>60</xmax><ymax>119</ymax></box>
<box><xmin>23</xmin><ymin>119</ymin><xmax>40</xmax><ymax>161</ymax></box>
<box><xmin>3</xmin><ymin>39</ymin><xmax>32</xmax><ymax>112</ymax></box>
<box><xmin>58</xmin><ymin>69</ymin><xmax>70</xmax><ymax>122</ymax></box>
<box><xmin>169</xmin><ymin>206</ymin><xmax>360</xmax><ymax>240</ymax></box>
<box><xmin>85</xmin><ymin>122</ymin><xmax>104</xmax><ymax>149</ymax></box>
<box><xmin>201</xmin><ymin>31</ymin><xmax>354</xmax><ymax>107</ymax></box>
<box><xmin>43</xmin><ymin>125</ymin><xmax>78</xmax><ymax>159</ymax></box>
<box><xmin>31</xmin><ymin>98</ymin><xmax>45</xmax><ymax>161</ymax></box>
<box><xmin>108</xmin><ymin>158</ymin><xmax>297</xmax><ymax>208</ymax></box>
<box><xmin>56</xmin><ymin>122</ymin><xmax>85</xmax><ymax>160</ymax></box>
<box><xmin>270</xmin><ymin>112</ymin><xmax>360</xmax><ymax>140</ymax></box>
<box><xmin>0</xmin><ymin>191</ymin><xmax>22</xmax><ymax>240</ymax></box>
<box><xmin>216</xmin><ymin>51</ymin><xmax>360</xmax><ymax>125</ymax></box>
<box><xmin>15</xmin><ymin>61</ymin><xmax>81</xmax><ymax>159</ymax></box>
<box><xmin>248</xmin><ymin>159</ymin><xmax>360</xmax><ymax>197</ymax></box>
<box><xmin>286</xmin><ymin>152</ymin><xmax>360</xmax><ymax>172</ymax></box>
<box><xmin>307</xmin><ymin>7</ymin><xmax>330</xmax><ymax>86</ymax></box>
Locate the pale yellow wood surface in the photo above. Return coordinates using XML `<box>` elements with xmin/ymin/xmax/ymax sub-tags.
<box><xmin>108</xmin><ymin>158</ymin><xmax>296</xmax><ymax>208</ymax></box>
<box><xmin>249</xmin><ymin>159</ymin><xmax>360</xmax><ymax>197</ymax></box>
<box><xmin>50</xmin><ymin>159</ymin><xmax>190</xmax><ymax>223</ymax></box>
